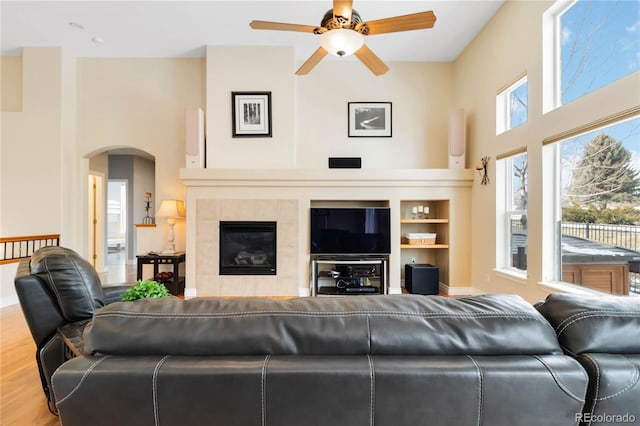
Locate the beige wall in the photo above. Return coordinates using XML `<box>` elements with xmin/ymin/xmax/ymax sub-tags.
<box><xmin>1</xmin><ymin>48</ymin><xmax>72</xmax><ymax>306</ymax></box>
<box><xmin>295</xmin><ymin>61</ymin><xmax>453</xmax><ymax>169</ymax></box>
<box><xmin>205</xmin><ymin>46</ymin><xmax>453</xmax><ymax>169</ymax></box>
<box><xmin>76</xmin><ymin>58</ymin><xmax>204</xmax><ymax>260</ymax></box>
<box><xmin>0</xmin><ymin>53</ymin><xmax>205</xmax><ymax>306</ymax></box>
<box><xmin>453</xmin><ymin>1</ymin><xmax>640</xmax><ymax>302</ymax></box>
<box><xmin>206</xmin><ymin>46</ymin><xmax>297</xmax><ymax>168</ymax></box>
<box><xmin>0</xmin><ymin>56</ymin><xmax>23</xmax><ymax>112</ymax></box>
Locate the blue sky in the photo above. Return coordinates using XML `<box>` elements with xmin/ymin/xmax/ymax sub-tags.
<box><xmin>561</xmin><ymin>0</ymin><xmax>640</xmax><ymax>105</ymax></box>
<box><xmin>560</xmin><ymin>0</ymin><xmax>640</xmax><ymax>183</ymax></box>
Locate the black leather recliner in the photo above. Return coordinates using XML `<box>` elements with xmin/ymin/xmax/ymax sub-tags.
<box><xmin>14</xmin><ymin>246</ymin><xmax>131</xmax><ymax>412</ymax></box>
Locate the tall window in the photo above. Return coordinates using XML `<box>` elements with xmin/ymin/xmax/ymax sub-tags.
<box><xmin>499</xmin><ymin>152</ymin><xmax>528</xmax><ymax>272</ymax></box>
<box><xmin>558</xmin><ymin>0</ymin><xmax>639</xmax><ymax>106</ymax></box>
<box><xmin>497</xmin><ymin>76</ymin><xmax>528</xmax><ymax>135</ymax></box>
<box><xmin>547</xmin><ymin>117</ymin><xmax>640</xmax><ymax>295</ymax></box>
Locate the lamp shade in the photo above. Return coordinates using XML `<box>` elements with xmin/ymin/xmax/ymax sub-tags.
<box><xmin>320</xmin><ymin>29</ymin><xmax>364</xmax><ymax>57</ymax></box>
<box><xmin>156</xmin><ymin>199</ymin><xmax>186</xmax><ymax>218</ymax></box>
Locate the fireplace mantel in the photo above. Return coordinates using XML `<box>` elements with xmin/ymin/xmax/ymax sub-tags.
<box><xmin>180</xmin><ymin>168</ymin><xmax>474</xmax><ymax>188</ymax></box>
<box><xmin>180</xmin><ymin>168</ymin><xmax>474</xmax><ymax>299</ymax></box>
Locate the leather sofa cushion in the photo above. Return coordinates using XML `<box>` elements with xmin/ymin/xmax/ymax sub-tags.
<box><xmin>84</xmin><ymin>294</ymin><xmax>562</xmax><ymax>356</ymax></box>
<box><xmin>536</xmin><ymin>293</ymin><xmax>640</xmax><ymax>355</ymax></box>
<box><xmin>30</xmin><ymin>246</ymin><xmax>105</xmax><ymax>323</ymax></box>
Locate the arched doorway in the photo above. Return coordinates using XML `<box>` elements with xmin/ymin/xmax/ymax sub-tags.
<box><xmin>87</xmin><ymin>148</ymin><xmax>155</xmax><ymax>283</ymax></box>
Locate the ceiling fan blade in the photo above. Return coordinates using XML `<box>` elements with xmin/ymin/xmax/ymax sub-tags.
<box><xmin>354</xmin><ymin>44</ymin><xmax>389</xmax><ymax>76</ymax></box>
<box><xmin>363</xmin><ymin>11</ymin><xmax>437</xmax><ymax>35</ymax></box>
<box><xmin>250</xmin><ymin>20</ymin><xmax>317</xmax><ymax>33</ymax></box>
<box><xmin>333</xmin><ymin>0</ymin><xmax>353</xmax><ymax>19</ymax></box>
<box><xmin>295</xmin><ymin>47</ymin><xmax>329</xmax><ymax>75</ymax></box>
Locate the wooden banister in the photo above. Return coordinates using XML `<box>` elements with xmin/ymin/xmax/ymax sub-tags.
<box><xmin>0</xmin><ymin>234</ymin><xmax>60</xmax><ymax>265</ymax></box>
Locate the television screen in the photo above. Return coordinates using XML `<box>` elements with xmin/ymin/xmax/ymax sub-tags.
<box><xmin>310</xmin><ymin>208</ymin><xmax>391</xmax><ymax>255</ymax></box>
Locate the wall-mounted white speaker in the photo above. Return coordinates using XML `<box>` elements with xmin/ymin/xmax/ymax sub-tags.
<box><xmin>448</xmin><ymin>108</ymin><xmax>466</xmax><ymax>169</ymax></box>
<box><xmin>185</xmin><ymin>108</ymin><xmax>205</xmax><ymax>168</ymax></box>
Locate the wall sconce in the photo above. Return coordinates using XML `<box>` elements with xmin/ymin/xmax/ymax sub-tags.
<box><xmin>475</xmin><ymin>156</ymin><xmax>490</xmax><ymax>185</ymax></box>
<box><xmin>156</xmin><ymin>199</ymin><xmax>186</xmax><ymax>254</ymax></box>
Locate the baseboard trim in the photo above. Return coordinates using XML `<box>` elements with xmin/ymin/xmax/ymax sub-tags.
<box><xmin>440</xmin><ymin>282</ymin><xmax>483</xmax><ymax>296</ymax></box>
<box><xmin>183</xmin><ymin>287</ymin><xmax>197</xmax><ymax>299</ymax></box>
<box><xmin>298</xmin><ymin>287</ymin><xmax>311</xmax><ymax>297</ymax></box>
<box><xmin>0</xmin><ymin>295</ymin><xmax>19</xmax><ymax>309</ymax></box>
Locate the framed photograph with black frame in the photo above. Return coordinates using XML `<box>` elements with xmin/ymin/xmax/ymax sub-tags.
<box><xmin>232</xmin><ymin>91</ymin><xmax>272</xmax><ymax>137</ymax></box>
<box><xmin>348</xmin><ymin>102</ymin><xmax>392</xmax><ymax>137</ymax></box>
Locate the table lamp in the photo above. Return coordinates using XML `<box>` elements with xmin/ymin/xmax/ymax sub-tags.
<box><xmin>156</xmin><ymin>199</ymin><xmax>186</xmax><ymax>254</ymax></box>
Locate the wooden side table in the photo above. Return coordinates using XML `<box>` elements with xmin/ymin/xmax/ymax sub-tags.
<box><xmin>136</xmin><ymin>252</ymin><xmax>186</xmax><ymax>296</ymax></box>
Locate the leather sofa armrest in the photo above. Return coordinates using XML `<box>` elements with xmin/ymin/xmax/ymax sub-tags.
<box><xmin>102</xmin><ymin>285</ymin><xmax>134</xmax><ymax>305</ymax></box>
<box><xmin>14</xmin><ymin>259</ymin><xmax>66</xmax><ymax>348</ymax></box>
<box><xmin>536</xmin><ymin>293</ymin><xmax>640</xmax><ymax>355</ymax></box>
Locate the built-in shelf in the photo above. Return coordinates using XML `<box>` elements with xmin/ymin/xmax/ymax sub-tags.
<box><xmin>400</xmin><ymin>244</ymin><xmax>449</xmax><ymax>249</ymax></box>
<box><xmin>400</xmin><ymin>219</ymin><xmax>449</xmax><ymax>224</ymax></box>
<box><xmin>400</xmin><ymin>200</ymin><xmax>450</xmax><ymax>289</ymax></box>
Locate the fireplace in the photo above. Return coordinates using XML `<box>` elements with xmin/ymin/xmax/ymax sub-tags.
<box><xmin>219</xmin><ymin>221</ymin><xmax>277</xmax><ymax>275</ymax></box>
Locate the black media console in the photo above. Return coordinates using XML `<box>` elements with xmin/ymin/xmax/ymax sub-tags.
<box><xmin>311</xmin><ymin>257</ymin><xmax>387</xmax><ymax>296</ymax></box>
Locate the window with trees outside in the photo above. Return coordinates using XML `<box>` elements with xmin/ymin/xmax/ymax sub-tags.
<box><xmin>557</xmin><ymin>0</ymin><xmax>639</xmax><ymax>106</ymax></box>
<box><xmin>496</xmin><ymin>75</ymin><xmax>528</xmax><ymax>135</ymax></box>
<box><xmin>549</xmin><ymin>117</ymin><xmax>640</xmax><ymax>295</ymax></box>
<box><xmin>501</xmin><ymin>152</ymin><xmax>528</xmax><ymax>273</ymax></box>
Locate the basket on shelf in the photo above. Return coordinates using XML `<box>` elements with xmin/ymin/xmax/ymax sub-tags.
<box><xmin>402</xmin><ymin>233</ymin><xmax>437</xmax><ymax>245</ymax></box>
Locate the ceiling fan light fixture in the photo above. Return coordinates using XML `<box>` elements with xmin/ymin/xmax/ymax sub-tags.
<box><xmin>319</xmin><ymin>29</ymin><xmax>364</xmax><ymax>57</ymax></box>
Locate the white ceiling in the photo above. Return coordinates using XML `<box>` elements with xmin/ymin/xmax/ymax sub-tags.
<box><xmin>1</xmin><ymin>1</ymin><xmax>504</xmax><ymax>63</ymax></box>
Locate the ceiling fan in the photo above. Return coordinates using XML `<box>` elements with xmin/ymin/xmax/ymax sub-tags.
<box><xmin>250</xmin><ymin>0</ymin><xmax>437</xmax><ymax>76</ymax></box>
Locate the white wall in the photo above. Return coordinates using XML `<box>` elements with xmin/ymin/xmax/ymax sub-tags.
<box><xmin>453</xmin><ymin>1</ymin><xmax>640</xmax><ymax>302</ymax></box>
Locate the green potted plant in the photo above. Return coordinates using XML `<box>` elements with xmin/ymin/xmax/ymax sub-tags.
<box><xmin>121</xmin><ymin>279</ymin><xmax>170</xmax><ymax>301</ymax></box>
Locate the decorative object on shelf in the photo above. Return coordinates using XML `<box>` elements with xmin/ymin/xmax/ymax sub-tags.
<box><xmin>411</xmin><ymin>205</ymin><xmax>430</xmax><ymax>219</ymax></box>
<box><xmin>142</xmin><ymin>192</ymin><xmax>154</xmax><ymax>224</ymax></box>
<box><xmin>348</xmin><ymin>102</ymin><xmax>392</xmax><ymax>137</ymax></box>
<box><xmin>476</xmin><ymin>156</ymin><xmax>490</xmax><ymax>185</ymax></box>
<box><xmin>156</xmin><ymin>199</ymin><xmax>186</xmax><ymax>254</ymax></box>
<box><xmin>232</xmin><ymin>91</ymin><xmax>272</xmax><ymax>137</ymax></box>
<box><xmin>402</xmin><ymin>233</ymin><xmax>436</xmax><ymax>245</ymax></box>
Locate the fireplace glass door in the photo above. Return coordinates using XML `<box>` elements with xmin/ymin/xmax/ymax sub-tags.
<box><xmin>219</xmin><ymin>221</ymin><xmax>276</xmax><ymax>275</ymax></box>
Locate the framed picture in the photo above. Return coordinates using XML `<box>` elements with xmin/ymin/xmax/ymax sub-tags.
<box><xmin>232</xmin><ymin>91</ymin><xmax>272</xmax><ymax>137</ymax></box>
<box><xmin>348</xmin><ymin>102</ymin><xmax>392</xmax><ymax>137</ymax></box>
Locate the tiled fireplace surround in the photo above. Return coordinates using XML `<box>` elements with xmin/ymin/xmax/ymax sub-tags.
<box><xmin>181</xmin><ymin>168</ymin><xmax>474</xmax><ymax>298</ymax></box>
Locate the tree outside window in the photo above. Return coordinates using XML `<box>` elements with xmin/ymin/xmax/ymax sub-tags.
<box><xmin>558</xmin><ymin>117</ymin><xmax>640</xmax><ymax>295</ymax></box>
<box><xmin>499</xmin><ymin>152</ymin><xmax>528</xmax><ymax>272</ymax></box>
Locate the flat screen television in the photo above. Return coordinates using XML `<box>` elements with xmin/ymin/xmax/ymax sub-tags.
<box><xmin>310</xmin><ymin>207</ymin><xmax>391</xmax><ymax>255</ymax></box>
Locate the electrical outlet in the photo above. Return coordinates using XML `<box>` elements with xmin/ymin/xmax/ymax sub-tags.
<box><xmin>411</xmin><ymin>257</ymin><xmax>416</xmax><ymax>264</ymax></box>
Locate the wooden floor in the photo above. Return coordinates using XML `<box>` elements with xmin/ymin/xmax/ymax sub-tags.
<box><xmin>1</xmin><ymin>304</ymin><xmax>61</xmax><ymax>426</ymax></box>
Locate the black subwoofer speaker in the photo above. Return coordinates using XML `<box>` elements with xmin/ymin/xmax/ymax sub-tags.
<box><xmin>405</xmin><ymin>264</ymin><xmax>439</xmax><ymax>295</ymax></box>
<box><xmin>328</xmin><ymin>157</ymin><xmax>362</xmax><ymax>169</ymax></box>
